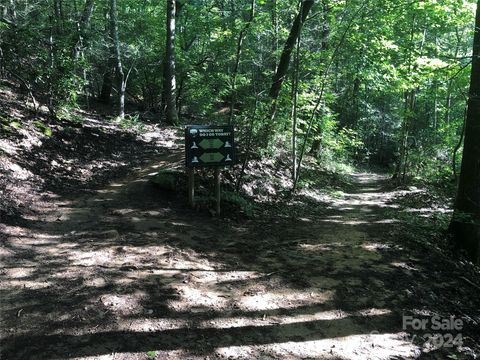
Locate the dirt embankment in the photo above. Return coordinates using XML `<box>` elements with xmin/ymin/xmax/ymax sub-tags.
<box><xmin>0</xmin><ymin>82</ymin><xmax>179</xmax><ymax>226</ymax></box>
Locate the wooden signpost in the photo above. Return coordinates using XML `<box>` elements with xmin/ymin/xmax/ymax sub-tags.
<box><xmin>185</xmin><ymin>125</ymin><xmax>235</xmax><ymax>214</ymax></box>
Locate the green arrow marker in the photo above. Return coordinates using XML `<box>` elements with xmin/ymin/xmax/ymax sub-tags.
<box><xmin>199</xmin><ymin>152</ymin><xmax>224</xmax><ymax>163</ymax></box>
<box><xmin>199</xmin><ymin>138</ymin><xmax>224</xmax><ymax>149</ymax></box>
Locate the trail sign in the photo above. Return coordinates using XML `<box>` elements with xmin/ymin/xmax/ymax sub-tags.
<box><xmin>185</xmin><ymin>125</ymin><xmax>235</xmax><ymax>167</ymax></box>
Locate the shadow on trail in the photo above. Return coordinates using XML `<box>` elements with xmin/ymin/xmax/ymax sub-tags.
<box><xmin>6</xmin><ymin>313</ymin><xmax>400</xmax><ymax>359</ymax></box>
<box><xmin>0</xmin><ymin>168</ymin><xmax>466</xmax><ymax>359</ymax></box>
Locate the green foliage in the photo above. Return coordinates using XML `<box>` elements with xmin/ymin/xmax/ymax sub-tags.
<box><xmin>145</xmin><ymin>350</ymin><xmax>157</xmax><ymax>358</ymax></box>
<box><xmin>328</xmin><ymin>190</ymin><xmax>345</xmax><ymax>199</ymax></box>
<box><xmin>114</xmin><ymin>114</ymin><xmax>146</xmax><ymax>132</ymax></box>
<box><xmin>151</xmin><ymin>169</ymin><xmax>181</xmax><ymax>191</ymax></box>
<box><xmin>297</xmin><ymin>161</ymin><xmax>354</xmax><ymax>192</ymax></box>
<box><xmin>333</xmin><ymin>128</ymin><xmax>365</xmax><ymax>162</ymax></box>
<box><xmin>32</xmin><ymin>120</ymin><xmax>52</xmax><ymax>137</ymax></box>
<box><xmin>56</xmin><ymin>107</ymin><xmax>84</xmax><ymax>124</ymax></box>
<box><xmin>222</xmin><ymin>191</ymin><xmax>256</xmax><ymax>217</ymax></box>
<box><xmin>0</xmin><ymin>0</ymin><xmax>475</xmax><ymax>187</ymax></box>
<box><xmin>452</xmin><ymin>211</ymin><xmax>476</xmax><ymax>224</ymax></box>
<box><xmin>10</xmin><ymin>121</ymin><xmax>22</xmax><ymax>130</ymax></box>
<box><xmin>0</xmin><ymin>116</ymin><xmax>22</xmax><ymax>133</ymax></box>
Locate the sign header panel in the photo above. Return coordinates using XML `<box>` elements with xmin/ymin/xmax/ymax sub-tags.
<box><xmin>185</xmin><ymin>125</ymin><xmax>235</xmax><ymax>167</ymax></box>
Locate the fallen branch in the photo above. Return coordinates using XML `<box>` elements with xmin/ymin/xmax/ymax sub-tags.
<box><xmin>460</xmin><ymin>276</ymin><xmax>480</xmax><ymax>292</ymax></box>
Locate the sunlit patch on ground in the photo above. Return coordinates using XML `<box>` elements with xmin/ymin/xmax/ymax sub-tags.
<box><xmin>168</xmin><ymin>287</ymin><xmax>230</xmax><ymax>310</ymax></box>
<box><xmin>198</xmin><ymin>308</ymin><xmax>391</xmax><ymax>330</ymax></box>
<box><xmin>391</xmin><ymin>261</ymin><xmax>418</xmax><ymax>271</ymax></box>
<box><xmin>99</xmin><ymin>293</ymin><xmax>146</xmax><ymax>316</ymax></box>
<box><xmin>215</xmin><ymin>332</ymin><xmax>420</xmax><ymax>359</ymax></box>
<box><xmin>237</xmin><ymin>290</ymin><xmax>334</xmax><ymax>311</ymax></box>
<box><xmin>1</xmin><ymin>279</ymin><xmax>53</xmax><ymax>290</ymax></box>
<box><xmin>299</xmin><ymin>243</ymin><xmax>342</xmax><ymax>251</ymax></box>
<box><xmin>361</xmin><ymin>242</ymin><xmax>395</xmax><ymax>252</ymax></box>
<box><xmin>1</xmin><ymin>160</ymin><xmax>478</xmax><ymax>359</ymax></box>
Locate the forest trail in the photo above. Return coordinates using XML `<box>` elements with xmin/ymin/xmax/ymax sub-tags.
<box><xmin>2</xmin><ymin>0</ymin><xmax>480</xmax><ymax>356</ymax></box>
<box><xmin>0</xmin><ymin>152</ymin><xmax>468</xmax><ymax>359</ymax></box>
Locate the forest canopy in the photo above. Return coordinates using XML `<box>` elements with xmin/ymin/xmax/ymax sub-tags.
<box><xmin>1</xmin><ymin>2</ymin><xmax>480</xmax><ymax>358</ymax></box>
<box><xmin>0</xmin><ymin>0</ymin><xmax>476</xmax><ymax>183</ymax></box>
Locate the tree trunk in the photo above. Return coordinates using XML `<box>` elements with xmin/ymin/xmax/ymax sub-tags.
<box><xmin>452</xmin><ymin>108</ymin><xmax>466</xmax><ymax>182</ymax></box>
<box><xmin>445</xmin><ymin>85</ymin><xmax>452</xmax><ymax>125</ymax></box>
<box><xmin>163</xmin><ymin>0</ymin><xmax>178</xmax><ymax>125</ymax></box>
<box><xmin>270</xmin><ymin>0</ymin><xmax>278</xmax><ymax>72</ymax></box>
<box><xmin>99</xmin><ymin>68</ymin><xmax>113</xmax><ymax>104</ymax></box>
<box><xmin>433</xmin><ymin>80</ymin><xmax>438</xmax><ymax>133</ymax></box>
<box><xmin>402</xmin><ymin>90</ymin><xmax>416</xmax><ymax>181</ymax></box>
<box><xmin>449</xmin><ymin>0</ymin><xmax>480</xmax><ymax>263</ymax></box>
<box><xmin>263</xmin><ymin>0</ymin><xmax>314</xmax><ymax>147</ymax></box>
<box><xmin>393</xmin><ymin>14</ymin><xmax>418</xmax><ymax>181</ymax></box>
<box><xmin>445</xmin><ymin>26</ymin><xmax>462</xmax><ymax>126</ymax></box>
<box><xmin>99</xmin><ymin>10</ymin><xmax>113</xmax><ymax>105</ymax></box>
<box><xmin>307</xmin><ymin>0</ymin><xmax>330</xmax><ymax>155</ymax></box>
<box><xmin>47</xmin><ymin>18</ymin><xmax>56</xmax><ymax>118</ymax></box>
<box><xmin>291</xmin><ymin>31</ymin><xmax>300</xmax><ymax>181</ymax></box>
<box><xmin>269</xmin><ymin>0</ymin><xmax>314</xmax><ymax>101</ymax></box>
<box><xmin>73</xmin><ymin>0</ymin><xmax>94</xmax><ymax>108</ymax></box>
<box><xmin>229</xmin><ymin>0</ymin><xmax>255</xmax><ymax>124</ymax></box>
<box><xmin>110</xmin><ymin>0</ymin><xmax>124</xmax><ymax>119</ymax></box>
<box><xmin>53</xmin><ymin>0</ymin><xmax>64</xmax><ymax>31</ymax></box>
<box><xmin>393</xmin><ymin>90</ymin><xmax>415</xmax><ymax>181</ymax></box>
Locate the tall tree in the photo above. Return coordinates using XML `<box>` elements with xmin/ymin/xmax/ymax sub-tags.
<box><xmin>269</xmin><ymin>0</ymin><xmax>314</xmax><ymax>101</ymax></box>
<box><xmin>73</xmin><ymin>0</ymin><xmax>95</xmax><ymax>108</ymax></box>
<box><xmin>110</xmin><ymin>0</ymin><xmax>125</xmax><ymax>119</ymax></box>
<box><xmin>229</xmin><ymin>0</ymin><xmax>255</xmax><ymax>124</ymax></box>
<box><xmin>163</xmin><ymin>0</ymin><xmax>178</xmax><ymax>125</ymax></box>
<box><xmin>449</xmin><ymin>0</ymin><xmax>480</xmax><ymax>263</ymax></box>
<box><xmin>99</xmin><ymin>8</ymin><xmax>114</xmax><ymax>105</ymax></box>
<box><xmin>264</xmin><ymin>0</ymin><xmax>314</xmax><ymax>145</ymax></box>
<box><xmin>0</xmin><ymin>0</ymin><xmax>474</xmax><ymax>190</ymax></box>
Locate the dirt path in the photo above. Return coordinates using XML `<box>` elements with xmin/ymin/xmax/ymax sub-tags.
<box><xmin>0</xmin><ymin>155</ymin><xmax>476</xmax><ymax>359</ymax></box>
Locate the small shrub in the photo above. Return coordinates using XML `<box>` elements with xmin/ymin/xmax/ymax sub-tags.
<box><xmin>0</xmin><ymin>116</ymin><xmax>22</xmax><ymax>133</ymax></box>
<box><xmin>57</xmin><ymin>106</ymin><xmax>84</xmax><ymax>124</ymax></box>
<box><xmin>115</xmin><ymin>114</ymin><xmax>146</xmax><ymax>132</ymax></box>
<box><xmin>145</xmin><ymin>350</ymin><xmax>157</xmax><ymax>358</ymax></box>
<box><xmin>222</xmin><ymin>191</ymin><xmax>255</xmax><ymax>217</ymax></box>
<box><xmin>32</xmin><ymin>120</ymin><xmax>52</xmax><ymax>136</ymax></box>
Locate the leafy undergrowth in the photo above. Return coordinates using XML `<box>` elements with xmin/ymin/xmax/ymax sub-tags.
<box><xmin>385</xmin><ymin>181</ymin><xmax>455</xmax><ymax>255</ymax></box>
<box><xmin>384</xmin><ymin>178</ymin><xmax>478</xmax><ymax>265</ymax></box>
<box><xmin>225</xmin><ymin>149</ymin><xmax>357</xmax><ymax>219</ymax></box>
<box><xmin>385</xmin><ymin>183</ymin><xmax>480</xmax><ymax>358</ymax></box>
